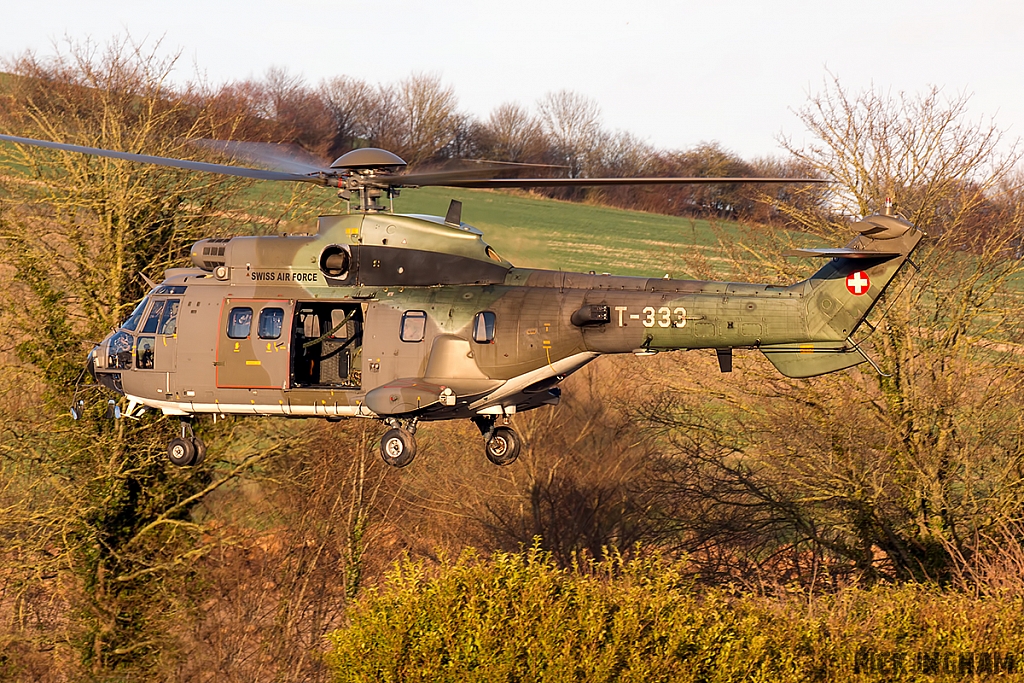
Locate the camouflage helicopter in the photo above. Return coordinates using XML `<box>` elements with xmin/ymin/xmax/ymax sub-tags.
<box><xmin>0</xmin><ymin>133</ymin><xmax>923</xmax><ymax>468</ymax></box>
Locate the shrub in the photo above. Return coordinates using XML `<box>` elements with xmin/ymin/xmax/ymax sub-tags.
<box><xmin>326</xmin><ymin>549</ymin><xmax>1024</xmax><ymax>682</ymax></box>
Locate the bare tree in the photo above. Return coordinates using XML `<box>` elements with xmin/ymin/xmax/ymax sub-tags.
<box><xmin>319</xmin><ymin>75</ymin><xmax>380</xmax><ymax>157</ymax></box>
<box><xmin>780</xmin><ymin>77</ymin><xmax>1018</xmax><ymax>235</ymax></box>
<box><xmin>391</xmin><ymin>73</ymin><xmax>460</xmax><ymax>165</ymax></box>
<box><xmin>587</xmin><ymin>130</ymin><xmax>657</xmax><ymax>210</ymax></box>
<box><xmin>258</xmin><ymin>67</ymin><xmax>333</xmax><ymax>156</ymax></box>
<box><xmin>644</xmin><ymin>78</ymin><xmax>1024</xmax><ymax>584</ymax></box>
<box><xmin>537</xmin><ymin>90</ymin><xmax>603</xmax><ymax>179</ymax></box>
<box><xmin>482</xmin><ymin>102</ymin><xmax>546</xmax><ymax>162</ymax></box>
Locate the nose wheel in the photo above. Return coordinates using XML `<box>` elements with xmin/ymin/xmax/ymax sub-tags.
<box><xmin>166</xmin><ymin>419</ymin><xmax>206</xmax><ymax>467</ymax></box>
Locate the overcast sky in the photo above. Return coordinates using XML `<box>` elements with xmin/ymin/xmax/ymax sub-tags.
<box><xmin>2</xmin><ymin>0</ymin><xmax>1022</xmax><ymax>159</ymax></box>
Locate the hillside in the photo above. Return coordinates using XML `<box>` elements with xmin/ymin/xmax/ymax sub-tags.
<box><xmin>236</xmin><ymin>181</ymin><xmax>789</xmax><ymax>279</ymax></box>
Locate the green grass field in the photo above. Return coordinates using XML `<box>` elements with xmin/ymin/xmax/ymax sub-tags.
<box><xmin>394</xmin><ymin>186</ymin><xmax>745</xmax><ymax>277</ymax></box>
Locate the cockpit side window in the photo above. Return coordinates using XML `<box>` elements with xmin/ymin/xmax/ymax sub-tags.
<box><xmin>136</xmin><ymin>337</ymin><xmax>156</xmax><ymax>369</ymax></box>
<box><xmin>121</xmin><ymin>298</ymin><xmax>150</xmax><ymax>332</ymax></box>
<box><xmin>158</xmin><ymin>299</ymin><xmax>180</xmax><ymax>335</ymax></box>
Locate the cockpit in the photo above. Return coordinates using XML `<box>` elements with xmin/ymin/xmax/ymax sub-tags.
<box><xmin>89</xmin><ymin>285</ymin><xmax>186</xmax><ymax>389</ymax></box>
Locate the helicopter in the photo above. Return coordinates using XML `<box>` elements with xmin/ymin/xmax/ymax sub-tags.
<box><xmin>0</xmin><ymin>132</ymin><xmax>923</xmax><ymax>468</ymax></box>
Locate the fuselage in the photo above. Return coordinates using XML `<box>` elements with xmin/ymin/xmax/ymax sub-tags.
<box><xmin>88</xmin><ymin>210</ymin><xmax>908</xmax><ymax>422</ymax></box>
<box><xmin>89</xmin><ymin>269</ymin><xmax>813</xmax><ymax>421</ymax></box>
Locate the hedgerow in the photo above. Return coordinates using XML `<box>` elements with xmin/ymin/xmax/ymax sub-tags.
<box><xmin>326</xmin><ymin>548</ymin><xmax>1024</xmax><ymax>682</ymax></box>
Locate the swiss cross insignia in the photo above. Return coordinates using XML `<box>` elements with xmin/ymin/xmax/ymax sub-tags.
<box><xmin>846</xmin><ymin>271</ymin><xmax>870</xmax><ymax>295</ymax></box>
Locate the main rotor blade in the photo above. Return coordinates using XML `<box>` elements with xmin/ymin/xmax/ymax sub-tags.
<box><xmin>376</xmin><ymin>158</ymin><xmax>570</xmax><ymax>187</ymax></box>
<box><xmin>464</xmin><ymin>158</ymin><xmax>569</xmax><ymax>170</ymax></box>
<box><xmin>387</xmin><ymin>165</ymin><xmax>557</xmax><ymax>187</ymax></box>
<box><xmin>0</xmin><ymin>133</ymin><xmax>324</xmax><ymax>184</ymax></box>
<box><xmin>407</xmin><ymin>176</ymin><xmax>830</xmax><ymax>188</ymax></box>
<box><xmin>190</xmin><ymin>139</ymin><xmax>332</xmax><ymax>176</ymax></box>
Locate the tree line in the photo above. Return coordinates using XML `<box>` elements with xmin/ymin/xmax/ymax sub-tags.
<box><xmin>167</xmin><ymin>64</ymin><xmax>825</xmax><ymax>222</ymax></box>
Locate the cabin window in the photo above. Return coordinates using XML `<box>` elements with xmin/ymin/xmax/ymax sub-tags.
<box><xmin>258</xmin><ymin>307</ymin><xmax>284</xmax><ymax>340</ymax></box>
<box><xmin>227</xmin><ymin>307</ymin><xmax>253</xmax><ymax>339</ymax></box>
<box><xmin>473</xmin><ymin>311</ymin><xmax>496</xmax><ymax>343</ymax></box>
<box><xmin>400</xmin><ymin>310</ymin><xmax>427</xmax><ymax>342</ymax></box>
<box><xmin>136</xmin><ymin>336</ymin><xmax>156</xmax><ymax>369</ymax></box>
<box><xmin>121</xmin><ymin>298</ymin><xmax>149</xmax><ymax>332</ymax></box>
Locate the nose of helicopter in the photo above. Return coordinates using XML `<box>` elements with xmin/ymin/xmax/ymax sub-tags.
<box><xmin>86</xmin><ymin>346</ymin><xmax>98</xmax><ymax>381</ymax></box>
<box><xmin>86</xmin><ymin>341</ymin><xmax>125</xmax><ymax>395</ymax></box>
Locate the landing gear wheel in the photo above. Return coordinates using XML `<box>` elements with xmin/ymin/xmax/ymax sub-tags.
<box><xmin>167</xmin><ymin>437</ymin><xmax>197</xmax><ymax>467</ymax></box>
<box><xmin>380</xmin><ymin>428</ymin><xmax>417</xmax><ymax>468</ymax></box>
<box><xmin>191</xmin><ymin>437</ymin><xmax>207</xmax><ymax>466</ymax></box>
<box><xmin>485</xmin><ymin>427</ymin><xmax>521</xmax><ymax>466</ymax></box>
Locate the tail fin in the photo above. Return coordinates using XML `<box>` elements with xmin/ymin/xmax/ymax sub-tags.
<box><xmin>761</xmin><ymin>213</ymin><xmax>924</xmax><ymax>378</ymax></box>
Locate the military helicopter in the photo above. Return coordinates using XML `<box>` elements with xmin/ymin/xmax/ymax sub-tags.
<box><xmin>0</xmin><ymin>133</ymin><xmax>923</xmax><ymax>468</ymax></box>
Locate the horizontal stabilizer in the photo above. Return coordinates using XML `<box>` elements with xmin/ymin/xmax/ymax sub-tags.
<box><xmin>784</xmin><ymin>248</ymin><xmax>902</xmax><ymax>259</ymax></box>
<box><xmin>760</xmin><ymin>342</ymin><xmax>868</xmax><ymax>378</ymax></box>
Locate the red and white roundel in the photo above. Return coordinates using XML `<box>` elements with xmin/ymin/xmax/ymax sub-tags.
<box><xmin>846</xmin><ymin>271</ymin><xmax>870</xmax><ymax>295</ymax></box>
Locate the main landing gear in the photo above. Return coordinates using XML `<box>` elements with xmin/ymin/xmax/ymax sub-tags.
<box><xmin>473</xmin><ymin>415</ymin><xmax>522</xmax><ymax>466</ymax></box>
<box><xmin>166</xmin><ymin>419</ymin><xmax>206</xmax><ymax>467</ymax></box>
<box><xmin>376</xmin><ymin>415</ymin><xmax>523</xmax><ymax>468</ymax></box>
<box><xmin>379</xmin><ymin>419</ymin><xmax>418</xmax><ymax>468</ymax></box>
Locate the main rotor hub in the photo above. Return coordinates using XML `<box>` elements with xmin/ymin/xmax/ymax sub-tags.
<box><xmin>330</xmin><ymin>148</ymin><xmax>407</xmax><ymax>171</ymax></box>
<box><xmin>328</xmin><ymin>148</ymin><xmax>407</xmax><ymax>212</ymax></box>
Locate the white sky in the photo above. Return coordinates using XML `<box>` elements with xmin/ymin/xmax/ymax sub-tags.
<box><xmin>2</xmin><ymin>0</ymin><xmax>1022</xmax><ymax>159</ymax></box>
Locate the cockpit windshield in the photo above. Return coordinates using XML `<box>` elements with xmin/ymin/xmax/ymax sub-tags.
<box><xmin>121</xmin><ymin>298</ymin><xmax>150</xmax><ymax>331</ymax></box>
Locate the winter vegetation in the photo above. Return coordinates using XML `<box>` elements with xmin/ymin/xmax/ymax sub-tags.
<box><xmin>2</xmin><ymin>37</ymin><xmax>1024</xmax><ymax>681</ymax></box>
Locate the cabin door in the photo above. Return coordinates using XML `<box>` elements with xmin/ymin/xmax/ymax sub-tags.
<box><xmin>216</xmin><ymin>299</ymin><xmax>294</xmax><ymax>389</ymax></box>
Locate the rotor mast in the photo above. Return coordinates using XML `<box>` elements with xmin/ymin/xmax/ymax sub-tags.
<box><xmin>330</xmin><ymin>148</ymin><xmax>408</xmax><ymax>213</ymax></box>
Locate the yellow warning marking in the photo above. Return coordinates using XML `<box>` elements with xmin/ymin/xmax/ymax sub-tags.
<box><xmin>544</xmin><ymin>345</ymin><xmax>557</xmax><ymax>372</ymax></box>
<box><xmin>233</xmin><ymin>342</ymin><xmax>240</xmax><ymax>353</ymax></box>
<box><xmin>345</xmin><ymin>227</ymin><xmax>359</xmax><ymax>235</ymax></box>
<box><xmin>800</xmin><ymin>344</ymin><xmax>814</xmax><ymax>354</ymax></box>
<box><xmin>246</xmin><ymin>360</ymin><xmax>262</xmax><ymax>366</ymax></box>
